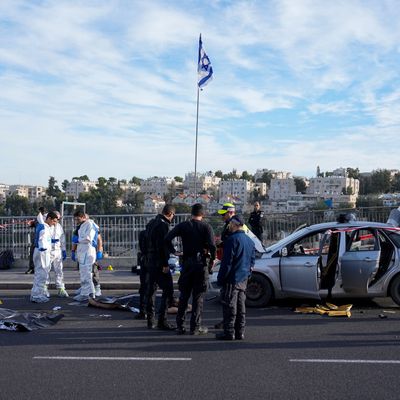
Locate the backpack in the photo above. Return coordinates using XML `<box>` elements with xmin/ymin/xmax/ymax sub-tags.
<box><xmin>0</xmin><ymin>250</ymin><xmax>15</xmax><ymax>270</ymax></box>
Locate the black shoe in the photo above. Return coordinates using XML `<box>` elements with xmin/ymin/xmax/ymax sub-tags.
<box><xmin>135</xmin><ymin>311</ymin><xmax>147</xmax><ymax>320</ymax></box>
<box><xmin>214</xmin><ymin>321</ymin><xmax>224</xmax><ymax>329</ymax></box>
<box><xmin>176</xmin><ymin>326</ymin><xmax>186</xmax><ymax>335</ymax></box>
<box><xmin>215</xmin><ymin>332</ymin><xmax>234</xmax><ymax>341</ymax></box>
<box><xmin>190</xmin><ymin>326</ymin><xmax>208</xmax><ymax>335</ymax></box>
<box><xmin>235</xmin><ymin>333</ymin><xmax>245</xmax><ymax>340</ymax></box>
<box><xmin>147</xmin><ymin>320</ymin><xmax>157</xmax><ymax>329</ymax></box>
<box><xmin>157</xmin><ymin>321</ymin><xmax>176</xmax><ymax>331</ymax></box>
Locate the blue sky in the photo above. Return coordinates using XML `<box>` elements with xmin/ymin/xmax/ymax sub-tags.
<box><xmin>1</xmin><ymin>0</ymin><xmax>400</xmax><ymax>186</ymax></box>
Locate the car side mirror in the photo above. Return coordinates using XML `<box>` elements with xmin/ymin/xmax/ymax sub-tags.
<box><xmin>281</xmin><ymin>247</ymin><xmax>288</xmax><ymax>257</ymax></box>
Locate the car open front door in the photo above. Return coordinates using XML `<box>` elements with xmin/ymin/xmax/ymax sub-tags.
<box><xmin>279</xmin><ymin>230</ymin><xmax>323</xmax><ymax>299</ymax></box>
<box><xmin>340</xmin><ymin>228</ymin><xmax>381</xmax><ymax>295</ymax></box>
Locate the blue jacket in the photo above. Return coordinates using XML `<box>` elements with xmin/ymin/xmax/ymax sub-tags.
<box><xmin>217</xmin><ymin>230</ymin><xmax>255</xmax><ymax>285</ymax></box>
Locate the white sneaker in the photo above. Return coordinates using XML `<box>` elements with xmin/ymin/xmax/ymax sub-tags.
<box><xmin>44</xmin><ymin>287</ymin><xmax>50</xmax><ymax>298</ymax></box>
<box><xmin>95</xmin><ymin>285</ymin><xmax>102</xmax><ymax>297</ymax></box>
<box><xmin>58</xmin><ymin>288</ymin><xmax>69</xmax><ymax>298</ymax></box>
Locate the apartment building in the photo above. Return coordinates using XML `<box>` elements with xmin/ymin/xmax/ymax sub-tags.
<box><xmin>65</xmin><ymin>179</ymin><xmax>97</xmax><ymax>199</ymax></box>
<box><xmin>268</xmin><ymin>173</ymin><xmax>297</xmax><ymax>201</ymax></box>
<box><xmin>140</xmin><ymin>177</ymin><xmax>176</xmax><ymax>197</ymax></box>
<box><xmin>184</xmin><ymin>172</ymin><xmax>221</xmax><ymax>194</ymax></box>
<box><xmin>219</xmin><ymin>179</ymin><xmax>253</xmax><ymax>204</ymax></box>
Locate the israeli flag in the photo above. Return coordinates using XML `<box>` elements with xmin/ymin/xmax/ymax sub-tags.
<box><xmin>198</xmin><ymin>34</ymin><xmax>213</xmax><ymax>89</ymax></box>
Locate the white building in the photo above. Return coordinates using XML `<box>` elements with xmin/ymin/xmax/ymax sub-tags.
<box><xmin>0</xmin><ymin>184</ymin><xmax>10</xmax><ymax>204</ymax></box>
<box><xmin>268</xmin><ymin>176</ymin><xmax>297</xmax><ymax>201</ymax></box>
<box><xmin>140</xmin><ymin>177</ymin><xmax>174</xmax><ymax>197</ymax></box>
<box><xmin>184</xmin><ymin>172</ymin><xmax>221</xmax><ymax>195</ymax></box>
<box><xmin>66</xmin><ymin>179</ymin><xmax>97</xmax><ymax>199</ymax></box>
<box><xmin>307</xmin><ymin>176</ymin><xmax>359</xmax><ymax>198</ymax></box>
<box><xmin>28</xmin><ymin>186</ymin><xmax>46</xmax><ymax>203</ymax></box>
<box><xmin>219</xmin><ymin>179</ymin><xmax>253</xmax><ymax>204</ymax></box>
<box><xmin>143</xmin><ymin>196</ymin><xmax>166</xmax><ymax>214</ymax></box>
<box><xmin>7</xmin><ymin>185</ymin><xmax>46</xmax><ymax>203</ymax></box>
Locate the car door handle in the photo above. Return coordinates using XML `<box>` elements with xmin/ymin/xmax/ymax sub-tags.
<box><xmin>304</xmin><ymin>262</ymin><xmax>314</xmax><ymax>267</ymax></box>
<box><xmin>364</xmin><ymin>257</ymin><xmax>373</xmax><ymax>262</ymax></box>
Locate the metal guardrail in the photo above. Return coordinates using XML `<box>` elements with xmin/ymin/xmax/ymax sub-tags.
<box><xmin>0</xmin><ymin>207</ymin><xmax>393</xmax><ymax>260</ymax></box>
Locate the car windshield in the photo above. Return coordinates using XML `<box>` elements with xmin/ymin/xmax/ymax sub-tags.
<box><xmin>264</xmin><ymin>227</ymin><xmax>312</xmax><ymax>253</ymax></box>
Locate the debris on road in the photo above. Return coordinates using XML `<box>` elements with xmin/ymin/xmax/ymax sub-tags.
<box><xmin>295</xmin><ymin>303</ymin><xmax>352</xmax><ymax>317</ymax></box>
<box><xmin>52</xmin><ymin>306</ymin><xmax>62</xmax><ymax>311</ymax></box>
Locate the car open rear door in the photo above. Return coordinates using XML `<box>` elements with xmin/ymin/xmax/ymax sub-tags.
<box><xmin>340</xmin><ymin>228</ymin><xmax>380</xmax><ymax>295</ymax></box>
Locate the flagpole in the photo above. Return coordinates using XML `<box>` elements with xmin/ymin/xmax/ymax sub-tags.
<box><xmin>194</xmin><ymin>87</ymin><xmax>200</xmax><ymax>199</ymax></box>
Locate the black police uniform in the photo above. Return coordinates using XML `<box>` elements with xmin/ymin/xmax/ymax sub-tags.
<box><xmin>248</xmin><ymin>209</ymin><xmax>264</xmax><ymax>241</ymax></box>
<box><xmin>145</xmin><ymin>214</ymin><xmax>174</xmax><ymax>329</ymax></box>
<box><xmin>165</xmin><ymin>219</ymin><xmax>216</xmax><ymax>334</ymax></box>
<box><xmin>136</xmin><ymin>229</ymin><xmax>149</xmax><ymax>318</ymax></box>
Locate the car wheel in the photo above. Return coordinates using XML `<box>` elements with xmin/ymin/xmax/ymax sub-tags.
<box><xmin>389</xmin><ymin>274</ymin><xmax>400</xmax><ymax>306</ymax></box>
<box><xmin>246</xmin><ymin>273</ymin><xmax>273</xmax><ymax>307</ymax></box>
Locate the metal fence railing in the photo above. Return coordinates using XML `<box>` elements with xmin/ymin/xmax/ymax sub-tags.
<box><xmin>0</xmin><ymin>207</ymin><xmax>393</xmax><ymax>260</ymax></box>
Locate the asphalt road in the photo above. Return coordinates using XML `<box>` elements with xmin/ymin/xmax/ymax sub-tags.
<box><xmin>0</xmin><ymin>291</ymin><xmax>400</xmax><ymax>400</ymax></box>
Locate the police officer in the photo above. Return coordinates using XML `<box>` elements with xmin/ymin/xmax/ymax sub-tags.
<box><xmin>145</xmin><ymin>204</ymin><xmax>176</xmax><ymax>330</ymax></box>
<box><xmin>135</xmin><ymin>229</ymin><xmax>149</xmax><ymax>319</ymax></box>
<box><xmin>248</xmin><ymin>201</ymin><xmax>264</xmax><ymax>242</ymax></box>
<box><xmin>165</xmin><ymin>203</ymin><xmax>216</xmax><ymax>335</ymax></box>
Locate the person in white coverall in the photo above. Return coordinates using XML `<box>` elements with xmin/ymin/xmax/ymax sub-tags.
<box><xmin>30</xmin><ymin>211</ymin><xmax>59</xmax><ymax>303</ymax></box>
<box><xmin>47</xmin><ymin>211</ymin><xmax>69</xmax><ymax>297</ymax></box>
<box><xmin>72</xmin><ymin>210</ymin><xmax>102</xmax><ymax>301</ymax></box>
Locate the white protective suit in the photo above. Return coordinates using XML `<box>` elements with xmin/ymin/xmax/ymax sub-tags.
<box><xmin>30</xmin><ymin>223</ymin><xmax>52</xmax><ymax>302</ymax></box>
<box><xmin>48</xmin><ymin>222</ymin><xmax>66</xmax><ymax>289</ymax></box>
<box><xmin>76</xmin><ymin>219</ymin><xmax>99</xmax><ymax>298</ymax></box>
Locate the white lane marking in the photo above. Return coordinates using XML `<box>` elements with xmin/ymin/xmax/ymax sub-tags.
<box><xmin>34</xmin><ymin>356</ymin><xmax>191</xmax><ymax>361</ymax></box>
<box><xmin>290</xmin><ymin>359</ymin><xmax>400</xmax><ymax>364</ymax></box>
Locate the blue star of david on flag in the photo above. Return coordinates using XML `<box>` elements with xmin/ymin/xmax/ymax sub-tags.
<box><xmin>198</xmin><ymin>34</ymin><xmax>213</xmax><ymax>89</ymax></box>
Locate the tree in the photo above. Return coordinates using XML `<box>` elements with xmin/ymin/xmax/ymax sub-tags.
<box><xmin>294</xmin><ymin>177</ymin><xmax>307</xmax><ymax>194</ymax></box>
<box><xmin>257</xmin><ymin>171</ymin><xmax>273</xmax><ymax>186</ymax></box>
<box><xmin>174</xmin><ymin>176</ymin><xmax>183</xmax><ymax>183</ymax></box>
<box><xmin>174</xmin><ymin>204</ymin><xmax>191</xmax><ymax>213</ymax></box>
<box><xmin>214</xmin><ymin>170</ymin><xmax>223</xmax><ymax>178</ymax></box>
<box><xmin>129</xmin><ymin>176</ymin><xmax>142</xmax><ymax>186</ymax></box>
<box><xmin>370</xmin><ymin>169</ymin><xmax>392</xmax><ymax>194</ymax></box>
<box><xmin>46</xmin><ymin>176</ymin><xmax>61</xmax><ymax>197</ymax></box>
<box><xmin>312</xmin><ymin>200</ymin><xmax>329</xmax><ymax>210</ymax></box>
<box><xmin>61</xmin><ymin>179</ymin><xmax>69</xmax><ymax>191</ymax></box>
<box><xmin>5</xmin><ymin>194</ymin><xmax>31</xmax><ymax>215</ymax></box>
<box><xmin>240</xmin><ymin>171</ymin><xmax>253</xmax><ymax>181</ymax></box>
<box><xmin>391</xmin><ymin>173</ymin><xmax>400</xmax><ymax>192</ymax></box>
<box><xmin>346</xmin><ymin>167</ymin><xmax>360</xmax><ymax>180</ymax></box>
<box><xmin>72</xmin><ymin>175</ymin><xmax>89</xmax><ymax>181</ymax></box>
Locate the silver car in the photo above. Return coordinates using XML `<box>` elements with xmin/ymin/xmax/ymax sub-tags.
<box><xmin>209</xmin><ymin>221</ymin><xmax>400</xmax><ymax>307</ymax></box>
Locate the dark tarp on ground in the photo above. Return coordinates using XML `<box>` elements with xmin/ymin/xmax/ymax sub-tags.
<box><xmin>88</xmin><ymin>294</ymin><xmax>138</xmax><ymax>310</ymax></box>
<box><xmin>0</xmin><ymin>308</ymin><xmax>64</xmax><ymax>331</ymax></box>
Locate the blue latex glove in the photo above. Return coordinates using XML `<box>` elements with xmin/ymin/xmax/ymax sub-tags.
<box><xmin>72</xmin><ymin>235</ymin><xmax>79</xmax><ymax>244</ymax></box>
<box><xmin>62</xmin><ymin>250</ymin><xmax>67</xmax><ymax>260</ymax></box>
<box><xmin>51</xmin><ymin>238</ymin><xmax>60</xmax><ymax>243</ymax></box>
<box><xmin>71</xmin><ymin>250</ymin><xmax>76</xmax><ymax>262</ymax></box>
<box><xmin>96</xmin><ymin>251</ymin><xmax>103</xmax><ymax>260</ymax></box>
<box><xmin>39</xmin><ymin>248</ymin><xmax>47</xmax><ymax>252</ymax></box>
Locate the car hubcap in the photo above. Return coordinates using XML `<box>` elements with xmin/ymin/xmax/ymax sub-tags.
<box><xmin>247</xmin><ymin>280</ymin><xmax>262</xmax><ymax>300</ymax></box>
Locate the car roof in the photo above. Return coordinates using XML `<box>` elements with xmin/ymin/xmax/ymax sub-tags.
<box><xmin>265</xmin><ymin>220</ymin><xmax>392</xmax><ymax>253</ymax></box>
